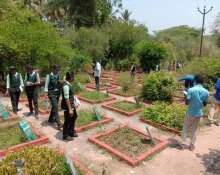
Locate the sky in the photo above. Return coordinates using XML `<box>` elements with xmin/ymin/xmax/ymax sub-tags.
<box><xmin>122</xmin><ymin>0</ymin><xmax>220</xmax><ymax>34</ymax></box>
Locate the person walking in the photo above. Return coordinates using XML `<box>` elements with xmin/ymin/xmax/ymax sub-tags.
<box><xmin>178</xmin><ymin>74</ymin><xmax>209</xmax><ymax>151</ymax></box>
<box><xmin>93</xmin><ymin>60</ymin><xmax>101</xmax><ymax>91</ymax></box>
<box><xmin>61</xmin><ymin>71</ymin><xmax>78</xmax><ymax>141</ymax></box>
<box><xmin>130</xmin><ymin>62</ymin><xmax>136</xmax><ymax>78</ymax></box>
<box><xmin>24</xmin><ymin>65</ymin><xmax>40</xmax><ymax>119</ymax></box>
<box><xmin>6</xmin><ymin>65</ymin><xmax>24</xmax><ymax>114</ymax></box>
<box><xmin>44</xmin><ymin>65</ymin><xmax>63</xmax><ymax>129</ymax></box>
<box><xmin>207</xmin><ymin>78</ymin><xmax>220</xmax><ymax>126</ymax></box>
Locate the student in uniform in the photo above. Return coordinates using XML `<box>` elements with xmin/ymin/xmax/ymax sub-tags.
<box><xmin>6</xmin><ymin>65</ymin><xmax>24</xmax><ymax>114</ymax></box>
<box><xmin>24</xmin><ymin>65</ymin><xmax>40</xmax><ymax>119</ymax></box>
<box><xmin>61</xmin><ymin>71</ymin><xmax>78</xmax><ymax>141</ymax></box>
<box><xmin>44</xmin><ymin>65</ymin><xmax>63</xmax><ymax>129</ymax></box>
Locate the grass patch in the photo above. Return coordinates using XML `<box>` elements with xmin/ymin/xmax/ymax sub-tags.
<box><xmin>114</xmin><ymin>88</ymin><xmax>140</xmax><ymax>96</ymax></box>
<box><xmin>99</xmin><ymin>127</ymin><xmax>160</xmax><ymax>159</ymax></box>
<box><xmin>79</xmin><ymin>91</ymin><xmax>109</xmax><ymax>100</ymax></box>
<box><xmin>109</xmin><ymin>101</ymin><xmax>141</xmax><ymax>112</ymax></box>
<box><xmin>0</xmin><ymin>124</ymin><xmax>27</xmax><ymax>149</ymax></box>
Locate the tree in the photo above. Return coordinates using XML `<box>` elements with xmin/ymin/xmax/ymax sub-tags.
<box><xmin>211</xmin><ymin>12</ymin><xmax>220</xmax><ymax>34</ymax></box>
<box><xmin>135</xmin><ymin>41</ymin><xmax>168</xmax><ymax>73</ymax></box>
<box><xmin>120</xmin><ymin>9</ymin><xmax>132</xmax><ymax>22</ymax></box>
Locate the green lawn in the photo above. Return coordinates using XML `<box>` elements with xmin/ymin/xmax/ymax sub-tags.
<box><xmin>79</xmin><ymin>91</ymin><xmax>109</xmax><ymax>100</ymax></box>
<box><xmin>114</xmin><ymin>88</ymin><xmax>140</xmax><ymax>96</ymax></box>
<box><xmin>109</xmin><ymin>101</ymin><xmax>141</xmax><ymax>112</ymax></box>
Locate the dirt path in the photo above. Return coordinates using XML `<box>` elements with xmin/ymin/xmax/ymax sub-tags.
<box><xmin>1</xmin><ymin>92</ymin><xmax>220</xmax><ymax>175</ymax></box>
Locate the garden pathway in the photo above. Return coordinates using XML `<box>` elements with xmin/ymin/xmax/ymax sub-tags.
<box><xmin>0</xmin><ymin>91</ymin><xmax>220</xmax><ymax>175</ymax></box>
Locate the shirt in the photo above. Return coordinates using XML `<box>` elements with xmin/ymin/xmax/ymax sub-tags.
<box><xmin>178</xmin><ymin>74</ymin><xmax>194</xmax><ymax>81</ymax></box>
<box><xmin>24</xmin><ymin>71</ymin><xmax>40</xmax><ymax>83</ymax></box>
<box><xmin>6</xmin><ymin>72</ymin><xmax>24</xmax><ymax>89</ymax></box>
<box><xmin>214</xmin><ymin>78</ymin><xmax>220</xmax><ymax>101</ymax></box>
<box><xmin>94</xmin><ymin>62</ymin><xmax>101</xmax><ymax>77</ymax></box>
<box><xmin>63</xmin><ymin>81</ymin><xmax>71</xmax><ymax>99</ymax></box>
<box><xmin>44</xmin><ymin>72</ymin><xmax>59</xmax><ymax>92</ymax></box>
<box><xmin>186</xmin><ymin>84</ymin><xmax>209</xmax><ymax>117</ymax></box>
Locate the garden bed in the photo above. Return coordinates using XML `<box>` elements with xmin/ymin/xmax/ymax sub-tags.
<box><xmin>89</xmin><ymin>125</ymin><xmax>169</xmax><ymax>166</ymax></box>
<box><xmin>0</xmin><ymin>111</ymin><xmax>19</xmax><ymax>123</ymax></box>
<box><xmin>86</xmin><ymin>83</ymin><xmax>118</xmax><ymax>91</ymax></box>
<box><xmin>108</xmin><ymin>88</ymin><xmax>140</xmax><ymax>97</ymax></box>
<box><xmin>0</xmin><ymin>123</ymin><xmax>48</xmax><ymax>156</ymax></box>
<box><xmin>19</xmin><ymin>93</ymin><xmax>28</xmax><ymax>102</ymax></box>
<box><xmin>0</xmin><ymin>146</ymin><xmax>95</xmax><ymax>175</ymax></box>
<box><xmin>102</xmin><ymin>100</ymin><xmax>142</xmax><ymax>116</ymax></box>
<box><xmin>78</xmin><ymin>91</ymin><xmax>116</xmax><ymax>104</ymax></box>
<box><xmin>61</xmin><ymin>110</ymin><xmax>113</xmax><ymax>132</ymax></box>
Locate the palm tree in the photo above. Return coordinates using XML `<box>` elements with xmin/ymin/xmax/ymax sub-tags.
<box><xmin>120</xmin><ymin>9</ymin><xmax>132</xmax><ymax>22</ymax></box>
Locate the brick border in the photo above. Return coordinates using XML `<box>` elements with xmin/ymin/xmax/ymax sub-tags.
<box><xmin>102</xmin><ymin>100</ymin><xmax>142</xmax><ymax>116</ymax></box>
<box><xmin>0</xmin><ymin>111</ymin><xmax>19</xmax><ymax>123</ymax></box>
<box><xmin>19</xmin><ymin>98</ymin><xmax>28</xmax><ymax>102</ymax></box>
<box><xmin>78</xmin><ymin>93</ymin><xmax>116</xmax><ymax>104</ymax></box>
<box><xmin>86</xmin><ymin>83</ymin><xmax>119</xmax><ymax>91</ymax></box>
<box><xmin>140</xmin><ymin>117</ymin><xmax>181</xmax><ymax>135</ymax></box>
<box><xmin>0</xmin><ymin>127</ymin><xmax>49</xmax><ymax>156</ymax></box>
<box><xmin>89</xmin><ymin>125</ymin><xmax>169</xmax><ymax>166</ymax></box>
<box><xmin>75</xmin><ymin>115</ymin><xmax>113</xmax><ymax>132</ymax></box>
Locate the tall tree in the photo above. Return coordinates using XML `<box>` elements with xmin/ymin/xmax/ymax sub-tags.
<box><xmin>120</xmin><ymin>9</ymin><xmax>132</xmax><ymax>22</ymax></box>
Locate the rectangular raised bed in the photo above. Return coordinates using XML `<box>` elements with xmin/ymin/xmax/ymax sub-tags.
<box><xmin>86</xmin><ymin>83</ymin><xmax>119</xmax><ymax>91</ymax></box>
<box><xmin>108</xmin><ymin>88</ymin><xmax>140</xmax><ymax>97</ymax></box>
<box><xmin>78</xmin><ymin>94</ymin><xmax>116</xmax><ymax>104</ymax></box>
<box><xmin>0</xmin><ymin>126</ymin><xmax>49</xmax><ymax>156</ymax></box>
<box><xmin>102</xmin><ymin>100</ymin><xmax>142</xmax><ymax>116</ymax></box>
<box><xmin>89</xmin><ymin>125</ymin><xmax>169</xmax><ymax>166</ymax></box>
<box><xmin>0</xmin><ymin>112</ymin><xmax>19</xmax><ymax>123</ymax></box>
<box><xmin>25</xmin><ymin>103</ymin><xmax>51</xmax><ymax>115</ymax></box>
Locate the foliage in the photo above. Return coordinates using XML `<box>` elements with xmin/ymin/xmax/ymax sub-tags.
<box><xmin>141</xmin><ymin>71</ymin><xmax>178</xmax><ymax>101</ymax></box>
<box><xmin>76</xmin><ymin>109</ymin><xmax>98</xmax><ymax>127</ymax></box>
<box><xmin>0</xmin><ymin>146</ymin><xmax>71</xmax><ymax>175</ymax></box>
<box><xmin>0</xmin><ymin>124</ymin><xmax>27</xmax><ymax>149</ymax></box>
<box><xmin>72</xmin><ymin>73</ymin><xmax>91</xmax><ymax>94</ymax></box>
<box><xmin>79</xmin><ymin>91</ymin><xmax>109</xmax><ymax>100</ymax></box>
<box><xmin>141</xmin><ymin>101</ymin><xmax>186</xmax><ymax>131</ymax></box>
<box><xmin>114</xmin><ymin>88</ymin><xmax>140</xmax><ymax>96</ymax></box>
<box><xmin>109</xmin><ymin>101</ymin><xmax>141</xmax><ymax>112</ymax></box>
<box><xmin>116</xmin><ymin>72</ymin><xmax>135</xmax><ymax>92</ymax></box>
<box><xmin>135</xmin><ymin>41</ymin><xmax>168</xmax><ymax>73</ymax></box>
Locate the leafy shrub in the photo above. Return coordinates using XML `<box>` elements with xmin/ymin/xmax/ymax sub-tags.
<box><xmin>116</xmin><ymin>72</ymin><xmax>135</xmax><ymax>93</ymax></box>
<box><xmin>72</xmin><ymin>72</ymin><xmax>91</xmax><ymax>94</ymax></box>
<box><xmin>0</xmin><ymin>146</ymin><xmax>71</xmax><ymax>175</ymax></box>
<box><xmin>141</xmin><ymin>71</ymin><xmax>178</xmax><ymax>101</ymax></box>
<box><xmin>135</xmin><ymin>41</ymin><xmax>168</xmax><ymax>73</ymax></box>
<box><xmin>141</xmin><ymin>101</ymin><xmax>186</xmax><ymax>131</ymax></box>
<box><xmin>117</xmin><ymin>59</ymin><xmax>132</xmax><ymax>71</ymax></box>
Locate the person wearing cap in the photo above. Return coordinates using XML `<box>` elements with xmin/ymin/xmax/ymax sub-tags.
<box><xmin>44</xmin><ymin>64</ymin><xmax>63</xmax><ymax>129</ymax></box>
<box><xmin>61</xmin><ymin>71</ymin><xmax>78</xmax><ymax>141</ymax></box>
<box><xmin>93</xmin><ymin>60</ymin><xmax>101</xmax><ymax>91</ymax></box>
<box><xmin>24</xmin><ymin>65</ymin><xmax>40</xmax><ymax>119</ymax></box>
<box><xmin>6</xmin><ymin>65</ymin><xmax>24</xmax><ymax>114</ymax></box>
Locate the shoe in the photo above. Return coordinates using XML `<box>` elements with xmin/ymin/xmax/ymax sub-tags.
<box><xmin>35</xmin><ymin>114</ymin><xmax>39</xmax><ymax>119</ymax></box>
<box><xmin>175</xmin><ymin>143</ymin><xmax>184</xmax><ymax>150</ymax></box>
<box><xmin>69</xmin><ymin>132</ymin><xmax>78</xmax><ymax>137</ymax></box>
<box><xmin>48</xmin><ymin>120</ymin><xmax>55</xmax><ymax>124</ymax></box>
<box><xmin>57</xmin><ymin>123</ymin><xmax>63</xmax><ymax>130</ymax></box>
<box><xmin>63</xmin><ymin>136</ymin><xmax>73</xmax><ymax>141</ymax></box>
<box><xmin>189</xmin><ymin>145</ymin><xmax>195</xmax><ymax>151</ymax></box>
<box><xmin>214</xmin><ymin>122</ymin><xmax>219</xmax><ymax>126</ymax></box>
<box><xmin>28</xmin><ymin>112</ymin><xmax>33</xmax><ymax>116</ymax></box>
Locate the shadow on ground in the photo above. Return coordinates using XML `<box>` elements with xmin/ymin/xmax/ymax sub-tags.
<box><xmin>196</xmin><ymin>149</ymin><xmax>220</xmax><ymax>175</ymax></box>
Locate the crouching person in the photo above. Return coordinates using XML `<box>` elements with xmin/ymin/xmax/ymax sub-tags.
<box><xmin>61</xmin><ymin>71</ymin><xmax>78</xmax><ymax>141</ymax></box>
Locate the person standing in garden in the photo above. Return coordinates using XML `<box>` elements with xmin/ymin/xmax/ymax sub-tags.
<box><xmin>156</xmin><ymin>61</ymin><xmax>161</xmax><ymax>72</ymax></box>
<box><xmin>24</xmin><ymin>65</ymin><xmax>40</xmax><ymax>119</ymax></box>
<box><xmin>93</xmin><ymin>60</ymin><xmax>101</xmax><ymax>91</ymax></box>
<box><xmin>6</xmin><ymin>65</ymin><xmax>24</xmax><ymax>114</ymax></box>
<box><xmin>178</xmin><ymin>74</ymin><xmax>209</xmax><ymax>151</ymax></box>
<box><xmin>44</xmin><ymin>64</ymin><xmax>63</xmax><ymax>130</ymax></box>
<box><xmin>167</xmin><ymin>62</ymin><xmax>172</xmax><ymax>72</ymax></box>
<box><xmin>206</xmin><ymin>77</ymin><xmax>220</xmax><ymax>126</ymax></box>
<box><xmin>178</xmin><ymin>74</ymin><xmax>195</xmax><ymax>91</ymax></box>
<box><xmin>61</xmin><ymin>71</ymin><xmax>78</xmax><ymax>141</ymax></box>
<box><xmin>130</xmin><ymin>62</ymin><xmax>136</xmax><ymax>78</ymax></box>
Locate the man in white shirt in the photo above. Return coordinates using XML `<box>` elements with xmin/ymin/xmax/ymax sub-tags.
<box><xmin>93</xmin><ymin>60</ymin><xmax>101</xmax><ymax>91</ymax></box>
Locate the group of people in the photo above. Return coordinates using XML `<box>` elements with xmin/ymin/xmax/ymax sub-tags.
<box><xmin>5</xmin><ymin>64</ymin><xmax>78</xmax><ymax>141</ymax></box>
<box><xmin>177</xmin><ymin>73</ymin><xmax>220</xmax><ymax>150</ymax></box>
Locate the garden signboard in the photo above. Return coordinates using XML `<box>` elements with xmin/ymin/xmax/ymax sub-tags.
<box><xmin>18</xmin><ymin>120</ymin><xmax>37</xmax><ymax>141</ymax></box>
<box><xmin>0</xmin><ymin>100</ymin><xmax>10</xmax><ymax>118</ymax></box>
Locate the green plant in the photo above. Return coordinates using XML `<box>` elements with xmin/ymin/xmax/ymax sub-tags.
<box><xmin>141</xmin><ymin>101</ymin><xmax>186</xmax><ymax>131</ymax></box>
<box><xmin>109</xmin><ymin>101</ymin><xmax>141</xmax><ymax>112</ymax></box>
<box><xmin>116</xmin><ymin>72</ymin><xmax>135</xmax><ymax>93</ymax></box>
<box><xmin>0</xmin><ymin>146</ymin><xmax>73</xmax><ymax>175</ymax></box>
<box><xmin>76</xmin><ymin>110</ymin><xmax>99</xmax><ymax>127</ymax></box>
<box><xmin>141</xmin><ymin>71</ymin><xmax>178</xmax><ymax>101</ymax></box>
<box><xmin>79</xmin><ymin>91</ymin><xmax>109</xmax><ymax>101</ymax></box>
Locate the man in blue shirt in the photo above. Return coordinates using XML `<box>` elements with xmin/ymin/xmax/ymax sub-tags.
<box><xmin>178</xmin><ymin>74</ymin><xmax>209</xmax><ymax>151</ymax></box>
<box><xmin>207</xmin><ymin>78</ymin><xmax>220</xmax><ymax>126</ymax></box>
<box><xmin>178</xmin><ymin>74</ymin><xmax>195</xmax><ymax>90</ymax></box>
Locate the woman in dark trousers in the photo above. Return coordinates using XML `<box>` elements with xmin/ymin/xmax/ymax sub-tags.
<box><xmin>61</xmin><ymin>71</ymin><xmax>78</xmax><ymax>141</ymax></box>
<box><xmin>6</xmin><ymin>65</ymin><xmax>24</xmax><ymax>114</ymax></box>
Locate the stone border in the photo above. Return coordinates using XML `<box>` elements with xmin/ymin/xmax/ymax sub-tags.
<box><xmin>140</xmin><ymin>117</ymin><xmax>181</xmax><ymax>135</ymax></box>
<box><xmin>78</xmin><ymin>94</ymin><xmax>116</xmax><ymax>104</ymax></box>
<box><xmin>86</xmin><ymin>83</ymin><xmax>119</xmax><ymax>91</ymax></box>
<box><xmin>0</xmin><ymin>127</ymin><xmax>49</xmax><ymax>156</ymax></box>
<box><xmin>0</xmin><ymin>111</ymin><xmax>19</xmax><ymax>123</ymax></box>
<box><xmin>75</xmin><ymin>115</ymin><xmax>113</xmax><ymax>132</ymax></box>
<box><xmin>89</xmin><ymin>125</ymin><xmax>169</xmax><ymax>166</ymax></box>
<box><xmin>102</xmin><ymin>100</ymin><xmax>142</xmax><ymax>116</ymax></box>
